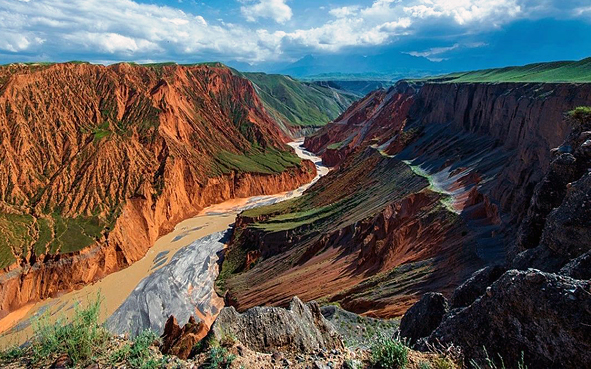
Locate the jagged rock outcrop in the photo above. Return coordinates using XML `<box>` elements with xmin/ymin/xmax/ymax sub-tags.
<box><xmin>208</xmin><ymin>297</ymin><xmax>343</xmax><ymax>354</ymax></box>
<box><xmin>560</xmin><ymin>250</ymin><xmax>591</xmax><ymax>280</ymax></box>
<box><xmin>427</xmin><ymin>269</ymin><xmax>591</xmax><ymax>368</ymax></box>
<box><xmin>450</xmin><ymin>265</ymin><xmax>507</xmax><ymax>308</ymax></box>
<box><xmin>0</xmin><ymin>62</ymin><xmax>317</xmax><ymax>317</ymax></box>
<box><xmin>513</xmin><ymin>110</ymin><xmax>591</xmax><ymax>272</ymax></box>
<box><xmin>514</xmin><ymin>174</ymin><xmax>591</xmax><ymax>272</ymax></box>
<box><xmin>399</xmin><ymin>293</ymin><xmax>448</xmax><ymax>344</ymax></box>
<box><xmin>160</xmin><ymin>316</ymin><xmax>208</xmax><ymax>360</ymax></box>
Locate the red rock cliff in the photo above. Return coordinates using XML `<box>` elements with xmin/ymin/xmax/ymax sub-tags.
<box><xmin>0</xmin><ymin>62</ymin><xmax>316</xmax><ymax>317</ymax></box>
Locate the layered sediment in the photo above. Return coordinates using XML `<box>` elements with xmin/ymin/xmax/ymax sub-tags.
<box><xmin>0</xmin><ymin>62</ymin><xmax>316</xmax><ymax>317</ymax></box>
<box><xmin>221</xmin><ymin>81</ymin><xmax>591</xmax><ymax>318</ymax></box>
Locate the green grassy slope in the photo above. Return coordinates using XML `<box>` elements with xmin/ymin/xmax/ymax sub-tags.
<box><xmin>419</xmin><ymin>58</ymin><xmax>591</xmax><ymax>83</ymax></box>
<box><xmin>241</xmin><ymin>72</ymin><xmax>358</xmax><ymax>128</ymax></box>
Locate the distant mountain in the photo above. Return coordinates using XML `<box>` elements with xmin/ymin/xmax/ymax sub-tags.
<box><xmin>239</xmin><ymin>72</ymin><xmax>358</xmax><ymax>133</ymax></box>
<box><xmin>275</xmin><ymin>52</ymin><xmax>445</xmax><ymax>80</ymax></box>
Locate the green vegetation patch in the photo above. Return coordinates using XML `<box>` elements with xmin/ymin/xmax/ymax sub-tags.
<box><xmin>251</xmin><ymin>202</ymin><xmax>342</xmax><ymax>232</ymax></box>
<box><xmin>214</xmin><ymin>148</ymin><xmax>301</xmax><ymax>175</ymax></box>
<box><xmin>242</xmin><ymin>72</ymin><xmax>357</xmax><ymax>127</ymax></box>
<box><xmin>0</xmin><ymin>213</ymin><xmax>34</xmax><ymax>268</ymax></box>
<box><xmin>417</xmin><ymin>58</ymin><xmax>591</xmax><ymax>83</ymax></box>
<box><xmin>47</xmin><ymin>214</ymin><xmax>104</xmax><ymax>255</ymax></box>
<box><xmin>32</xmin><ymin>217</ymin><xmax>52</xmax><ymax>256</ymax></box>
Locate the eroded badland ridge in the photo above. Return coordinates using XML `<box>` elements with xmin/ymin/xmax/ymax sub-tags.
<box><xmin>0</xmin><ymin>62</ymin><xmax>318</xmax><ymax>317</ymax></box>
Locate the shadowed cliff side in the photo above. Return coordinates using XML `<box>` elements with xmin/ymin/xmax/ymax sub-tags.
<box><xmin>0</xmin><ymin>62</ymin><xmax>317</xmax><ymax>317</ymax></box>
<box><xmin>219</xmin><ymin>80</ymin><xmax>591</xmax><ymax>318</ymax></box>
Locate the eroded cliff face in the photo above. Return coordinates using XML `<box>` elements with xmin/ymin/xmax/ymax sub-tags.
<box><xmin>221</xmin><ymin>81</ymin><xmax>591</xmax><ymax>318</ymax></box>
<box><xmin>0</xmin><ymin>62</ymin><xmax>316</xmax><ymax>317</ymax></box>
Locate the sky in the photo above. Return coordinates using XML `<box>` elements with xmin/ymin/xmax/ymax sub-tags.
<box><xmin>1</xmin><ymin>0</ymin><xmax>591</xmax><ymax>74</ymax></box>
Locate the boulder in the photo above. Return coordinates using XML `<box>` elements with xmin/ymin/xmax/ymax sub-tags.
<box><xmin>427</xmin><ymin>269</ymin><xmax>591</xmax><ymax>368</ymax></box>
<box><xmin>160</xmin><ymin>315</ymin><xmax>208</xmax><ymax>360</ymax></box>
<box><xmin>208</xmin><ymin>297</ymin><xmax>343</xmax><ymax>354</ymax></box>
<box><xmin>450</xmin><ymin>265</ymin><xmax>507</xmax><ymax>308</ymax></box>
<box><xmin>399</xmin><ymin>292</ymin><xmax>448</xmax><ymax>344</ymax></box>
<box><xmin>514</xmin><ymin>174</ymin><xmax>591</xmax><ymax>272</ymax></box>
<box><xmin>560</xmin><ymin>250</ymin><xmax>591</xmax><ymax>280</ymax></box>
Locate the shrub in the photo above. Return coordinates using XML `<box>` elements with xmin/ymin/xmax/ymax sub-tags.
<box><xmin>205</xmin><ymin>346</ymin><xmax>236</xmax><ymax>369</ymax></box>
<box><xmin>568</xmin><ymin>106</ymin><xmax>591</xmax><ymax>127</ymax></box>
<box><xmin>469</xmin><ymin>348</ymin><xmax>528</xmax><ymax>369</ymax></box>
<box><xmin>433</xmin><ymin>356</ymin><xmax>457</xmax><ymax>369</ymax></box>
<box><xmin>370</xmin><ymin>334</ymin><xmax>409</xmax><ymax>369</ymax></box>
<box><xmin>0</xmin><ymin>345</ymin><xmax>24</xmax><ymax>362</ymax></box>
<box><xmin>344</xmin><ymin>358</ymin><xmax>362</xmax><ymax>369</ymax></box>
<box><xmin>110</xmin><ymin>330</ymin><xmax>163</xmax><ymax>369</ymax></box>
<box><xmin>419</xmin><ymin>362</ymin><xmax>433</xmax><ymax>369</ymax></box>
<box><xmin>31</xmin><ymin>293</ymin><xmax>109</xmax><ymax>365</ymax></box>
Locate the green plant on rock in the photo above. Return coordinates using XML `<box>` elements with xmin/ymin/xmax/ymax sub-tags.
<box><xmin>419</xmin><ymin>362</ymin><xmax>433</xmax><ymax>369</ymax></box>
<box><xmin>344</xmin><ymin>358</ymin><xmax>362</xmax><ymax>369</ymax></box>
<box><xmin>469</xmin><ymin>348</ymin><xmax>528</xmax><ymax>369</ymax></box>
<box><xmin>433</xmin><ymin>356</ymin><xmax>457</xmax><ymax>369</ymax></box>
<box><xmin>110</xmin><ymin>330</ymin><xmax>163</xmax><ymax>369</ymax></box>
<box><xmin>0</xmin><ymin>344</ymin><xmax>24</xmax><ymax>362</ymax></box>
<box><xmin>568</xmin><ymin>106</ymin><xmax>591</xmax><ymax>121</ymax></box>
<box><xmin>370</xmin><ymin>334</ymin><xmax>409</xmax><ymax>369</ymax></box>
<box><xmin>205</xmin><ymin>346</ymin><xmax>236</xmax><ymax>369</ymax></box>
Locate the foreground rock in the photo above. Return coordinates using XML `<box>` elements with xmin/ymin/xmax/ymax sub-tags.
<box><xmin>208</xmin><ymin>297</ymin><xmax>343</xmax><ymax>354</ymax></box>
<box><xmin>161</xmin><ymin>316</ymin><xmax>208</xmax><ymax>360</ymax></box>
<box><xmin>450</xmin><ymin>265</ymin><xmax>507</xmax><ymax>308</ymax></box>
<box><xmin>399</xmin><ymin>293</ymin><xmax>448</xmax><ymax>344</ymax></box>
<box><xmin>107</xmin><ymin>231</ymin><xmax>229</xmax><ymax>337</ymax></box>
<box><xmin>427</xmin><ymin>269</ymin><xmax>591</xmax><ymax>368</ymax></box>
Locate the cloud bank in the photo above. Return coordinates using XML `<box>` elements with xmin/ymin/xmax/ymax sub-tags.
<box><xmin>0</xmin><ymin>0</ymin><xmax>588</xmax><ymax>64</ymax></box>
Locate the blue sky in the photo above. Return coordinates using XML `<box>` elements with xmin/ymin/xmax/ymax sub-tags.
<box><xmin>1</xmin><ymin>0</ymin><xmax>591</xmax><ymax>73</ymax></box>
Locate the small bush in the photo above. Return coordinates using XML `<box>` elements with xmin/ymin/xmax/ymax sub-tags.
<box><xmin>344</xmin><ymin>358</ymin><xmax>362</xmax><ymax>369</ymax></box>
<box><xmin>419</xmin><ymin>362</ymin><xmax>433</xmax><ymax>369</ymax></box>
<box><xmin>110</xmin><ymin>330</ymin><xmax>163</xmax><ymax>369</ymax></box>
<box><xmin>31</xmin><ymin>293</ymin><xmax>109</xmax><ymax>365</ymax></box>
<box><xmin>205</xmin><ymin>346</ymin><xmax>236</xmax><ymax>369</ymax></box>
<box><xmin>469</xmin><ymin>348</ymin><xmax>528</xmax><ymax>369</ymax></box>
<box><xmin>371</xmin><ymin>334</ymin><xmax>409</xmax><ymax>369</ymax></box>
<box><xmin>0</xmin><ymin>345</ymin><xmax>25</xmax><ymax>362</ymax></box>
<box><xmin>568</xmin><ymin>106</ymin><xmax>591</xmax><ymax>127</ymax></box>
<box><xmin>433</xmin><ymin>356</ymin><xmax>457</xmax><ymax>369</ymax></box>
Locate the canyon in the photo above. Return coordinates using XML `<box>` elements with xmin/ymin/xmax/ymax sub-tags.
<box><xmin>0</xmin><ymin>62</ymin><xmax>356</xmax><ymax>319</ymax></box>
<box><xmin>0</xmin><ymin>59</ymin><xmax>590</xmax><ymax>368</ymax></box>
<box><xmin>220</xmin><ymin>80</ymin><xmax>591</xmax><ymax>318</ymax></box>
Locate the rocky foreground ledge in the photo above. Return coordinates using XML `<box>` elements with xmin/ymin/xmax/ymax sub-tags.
<box><xmin>1</xmin><ymin>296</ymin><xmax>451</xmax><ymax>369</ymax></box>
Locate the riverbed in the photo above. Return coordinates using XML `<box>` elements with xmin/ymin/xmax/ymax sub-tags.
<box><xmin>0</xmin><ymin>140</ymin><xmax>328</xmax><ymax>346</ymax></box>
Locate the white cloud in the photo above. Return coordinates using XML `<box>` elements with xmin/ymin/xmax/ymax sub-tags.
<box><xmin>241</xmin><ymin>0</ymin><xmax>292</xmax><ymax>24</ymax></box>
<box><xmin>403</xmin><ymin>0</ymin><xmax>522</xmax><ymax>26</ymax></box>
<box><xmin>406</xmin><ymin>41</ymin><xmax>487</xmax><ymax>61</ymax></box>
<box><xmin>329</xmin><ymin>6</ymin><xmax>361</xmax><ymax>18</ymax></box>
<box><xmin>0</xmin><ymin>0</ymin><xmax>587</xmax><ymax>64</ymax></box>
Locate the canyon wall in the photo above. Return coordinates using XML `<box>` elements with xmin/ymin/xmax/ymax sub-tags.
<box><xmin>222</xmin><ymin>81</ymin><xmax>591</xmax><ymax>317</ymax></box>
<box><xmin>0</xmin><ymin>62</ymin><xmax>316</xmax><ymax>316</ymax></box>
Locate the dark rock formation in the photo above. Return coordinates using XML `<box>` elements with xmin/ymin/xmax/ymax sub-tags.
<box><xmin>514</xmin><ymin>174</ymin><xmax>591</xmax><ymax>272</ymax></box>
<box><xmin>450</xmin><ymin>266</ymin><xmax>507</xmax><ymax>308</ymax></box>
<box><xmin>399</xmin><ymin>293</ymin><xmax>448</xmax><ymax>344</ymax></box>
<box><xmin>160</xmin><ymin>316</ymin><xmax>208</xmax><ymax>360</ymax></box>
<box><xmin>427</xmin><ymin>269</ymin><xmax>591</xmax><ymax>368</ymax></box>
<box><xmin>560</xmin><ymin>250</ymin><xmax>591</xmax><ymax>280</ymax></box>
<box><xmin>208</xmin><ymin>297</ymin><xmax>343</xmax><ymax>354</ymax></box>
